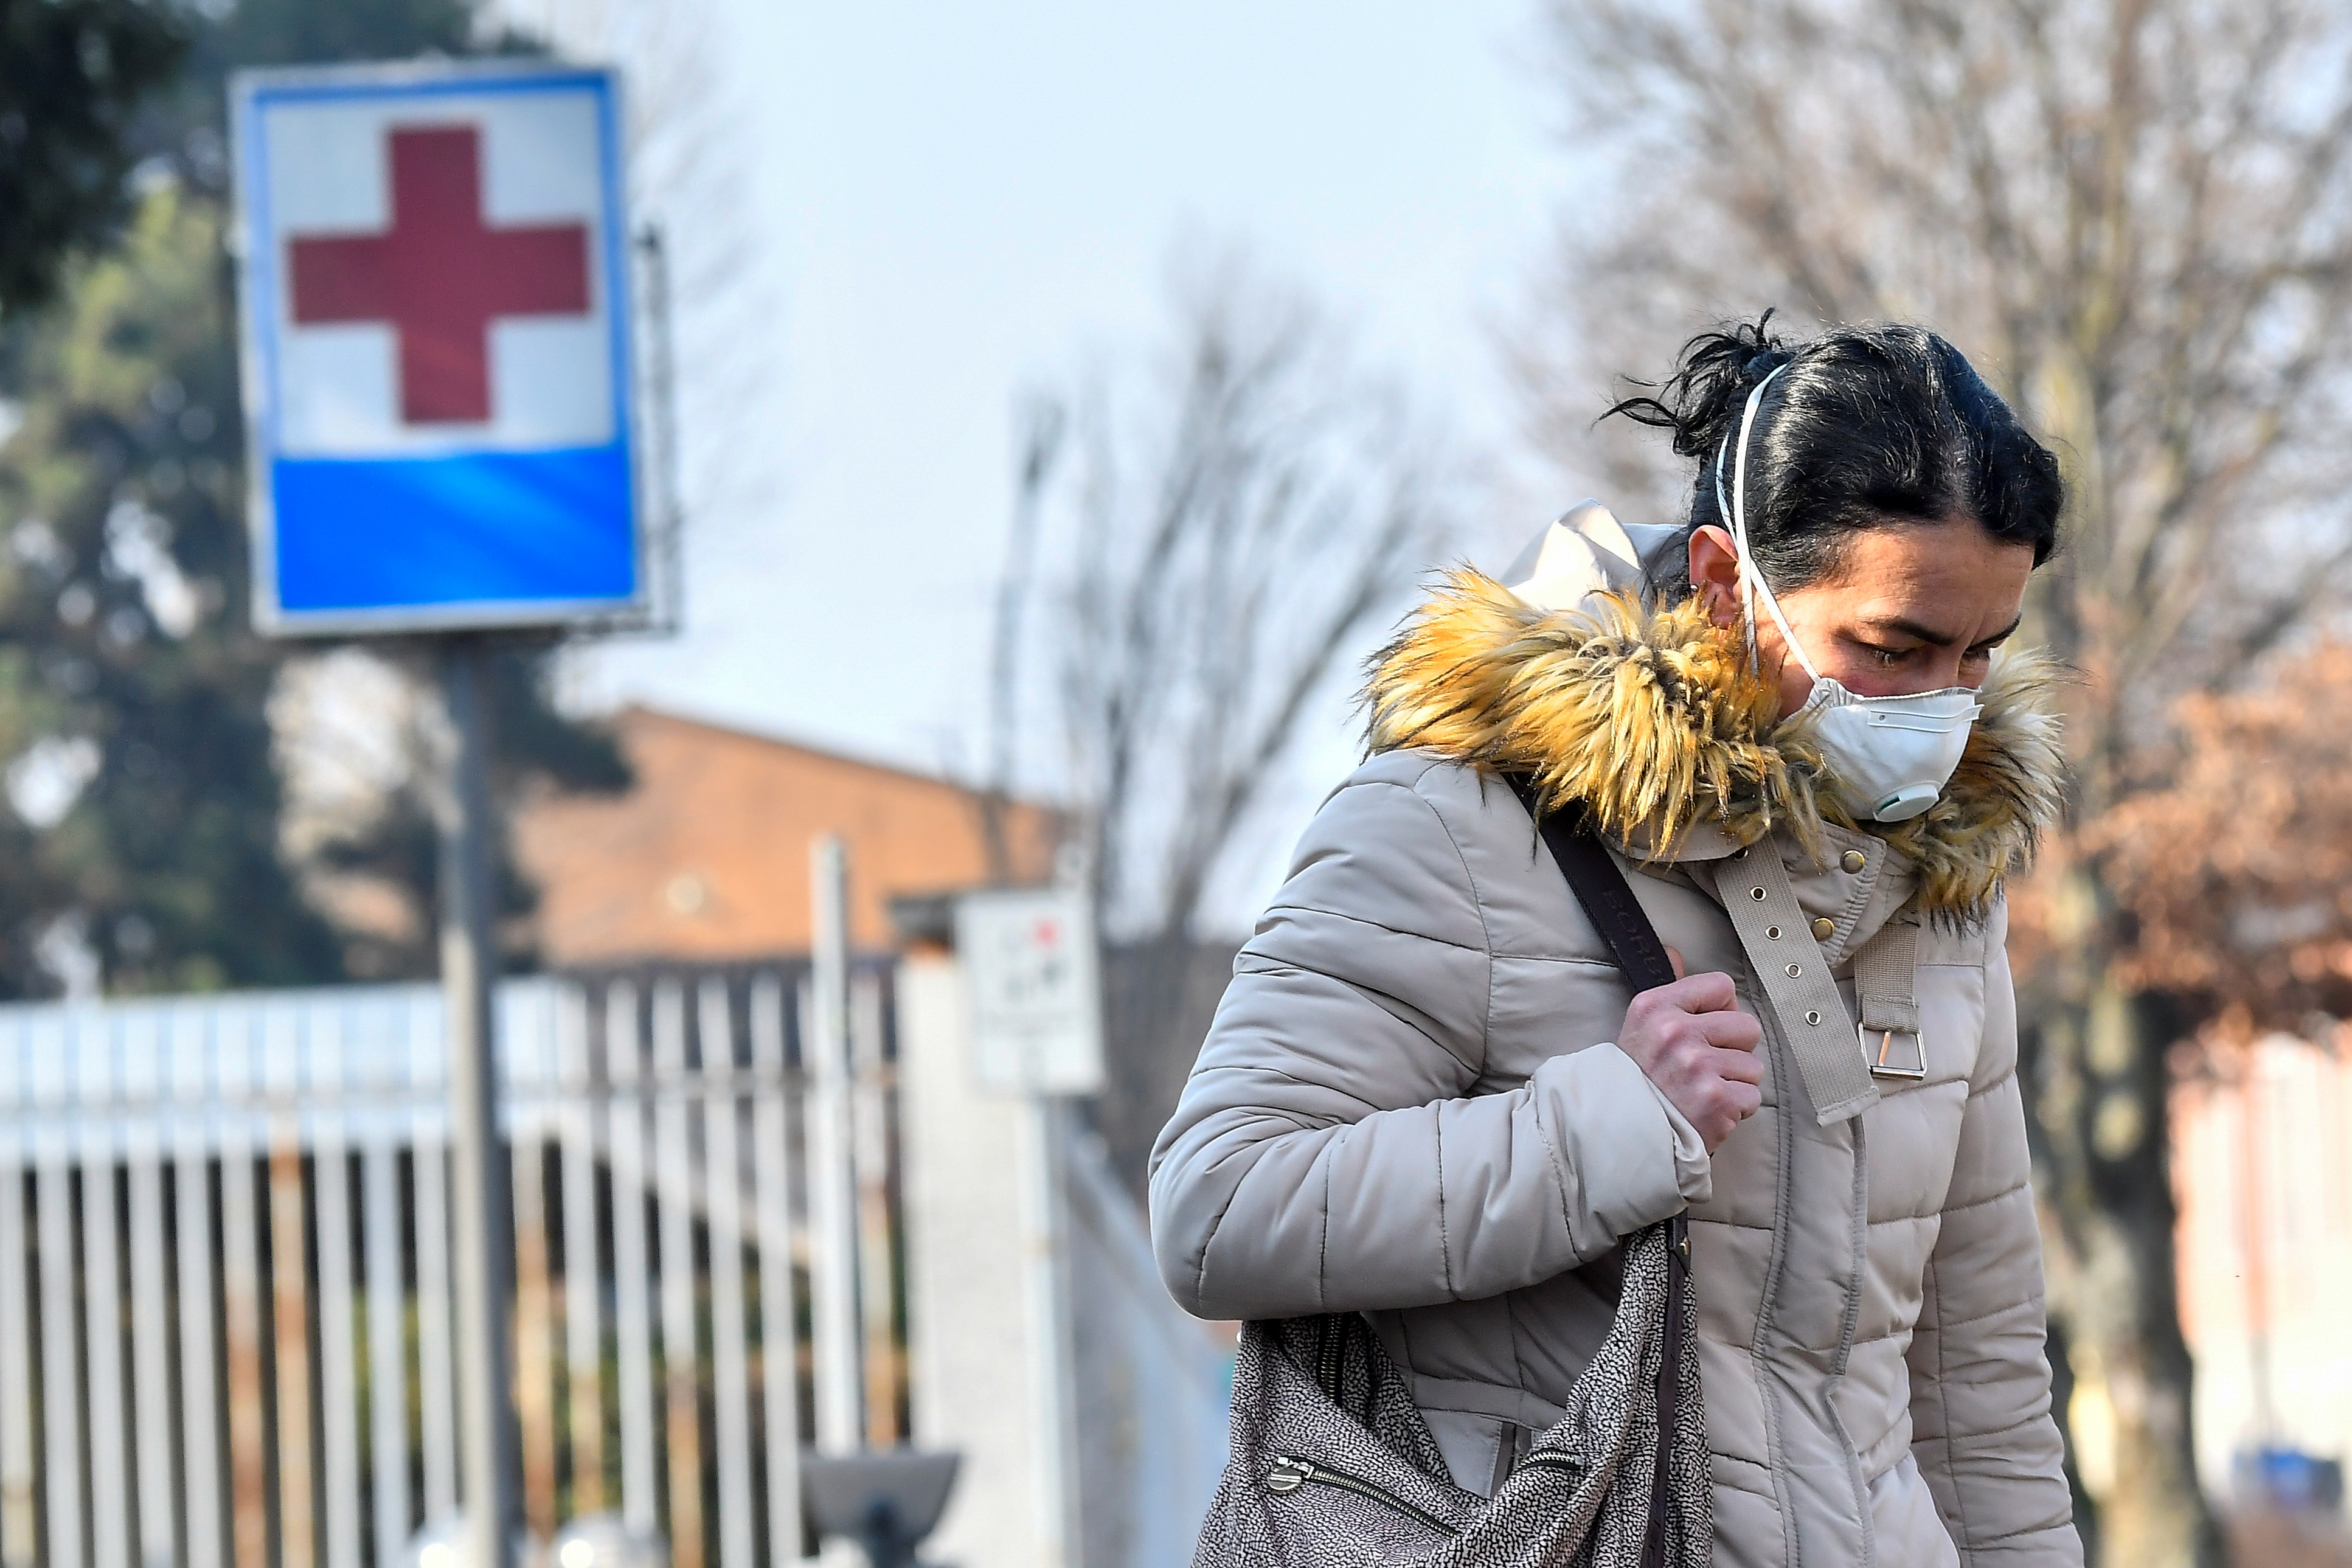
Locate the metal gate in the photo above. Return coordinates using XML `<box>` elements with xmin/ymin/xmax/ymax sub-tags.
<box><xmin>0</xmin><ymin>963</ymin><xmax>904</xmax><ymax>1568</ymax></box>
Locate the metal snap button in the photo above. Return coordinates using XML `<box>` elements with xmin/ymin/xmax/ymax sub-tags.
<box><xmin>1841</xmin><ymin>850</ymin><xmax>1867</xmax><ymax>874</ymax></box>
<box><xmin>1811</xmin><ymin>917</ymin><xmax>1836</xmax><ymax>941</ymax></box>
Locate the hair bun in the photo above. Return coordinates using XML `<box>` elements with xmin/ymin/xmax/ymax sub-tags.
<box><xmin>1735</xmin><ymin>343</ymin><xmax>1794</xmax><ymax>386</ymax></box>
<box><xmin>1603</xmin><ymin>311</ymin><xmax>1791</xmax><ymax>459</ymax></box>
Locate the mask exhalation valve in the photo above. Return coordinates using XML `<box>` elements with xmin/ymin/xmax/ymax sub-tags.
<box><xmin>1870</xmin><ymin>783</ymin><xmax>1942</xmax><ymax>823</ymax></box>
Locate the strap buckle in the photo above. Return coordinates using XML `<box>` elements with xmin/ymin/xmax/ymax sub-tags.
<box><xmin>1862</xmin><ymin>1024</ymin><xmax>1926</xmax><ymax>1081</ymax></box>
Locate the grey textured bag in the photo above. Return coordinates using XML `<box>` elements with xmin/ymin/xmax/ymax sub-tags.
<box><xmin>1188</xmin><ymin>787</ymin><xmax>1712</xmax><ymax>1568</ymax></box>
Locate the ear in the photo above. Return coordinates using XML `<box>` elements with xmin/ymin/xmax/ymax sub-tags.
<box><xmin>1688</xmin><ymin>526</ymin><xmax>1742</xmax><ymax>626</ymax></box>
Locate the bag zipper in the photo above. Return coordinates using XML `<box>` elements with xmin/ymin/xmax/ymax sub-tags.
<box><xmin>1263</xmin><ymin>1455</ymin><xmax>1456</xmax><ymax>1534</ymax></box>
<box><xmin>1314</xmin><ymin>1319</ymin><xmax>1342</xmax><ymax>1398</ymax></box>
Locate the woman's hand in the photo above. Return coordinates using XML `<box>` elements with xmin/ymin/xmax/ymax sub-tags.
<box><xmin>1615</xmin><ymin>949</ymin><xmax>1763</xmax><ymax>1151</ymax></box>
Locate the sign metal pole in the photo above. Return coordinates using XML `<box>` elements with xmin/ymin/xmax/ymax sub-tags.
<box><xmin>437</xmin><ymin>634</ymin><xmax>522</xmax><ymax>1568</ymax></box>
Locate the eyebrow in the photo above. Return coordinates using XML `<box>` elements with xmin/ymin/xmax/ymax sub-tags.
<box><xmin>1864</xmin><ymin>612</ymin><xmax>2024</xmax><ymax>648</ymax></box>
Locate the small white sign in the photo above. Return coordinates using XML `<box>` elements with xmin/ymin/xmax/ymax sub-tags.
<box><xmin>956</xmin><ymin>887</ymin><xmax>1105</xmax><ymax>1097</ymax></box>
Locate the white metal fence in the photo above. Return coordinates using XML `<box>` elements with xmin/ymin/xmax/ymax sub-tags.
<box><xmin>0</xmin><ymin>964</ymin><xmax>906</xmax><ymax>1568</ymax></box>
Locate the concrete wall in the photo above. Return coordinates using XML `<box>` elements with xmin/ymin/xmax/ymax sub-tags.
<box><xmin>897</xmin><ymin>951</ymin><xmax>1229</xmax><ymax>1568</ymax></box>
<box><xmin>897</xmin><ymin>953</ymin><xmax>1056</xmax><ymax>1566</ymax></box>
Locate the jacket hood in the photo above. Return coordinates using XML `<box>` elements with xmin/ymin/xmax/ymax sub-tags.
<box><xmin>1362</xmin><ymin>567</ymin><xmax>2067</xmax><ymax>924</ymax></box>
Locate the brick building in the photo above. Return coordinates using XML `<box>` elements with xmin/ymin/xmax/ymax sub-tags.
<box><xmin>513</xmin><ymin>706</ymin><xmax>1061</xmax><ymax>965</ymax></box>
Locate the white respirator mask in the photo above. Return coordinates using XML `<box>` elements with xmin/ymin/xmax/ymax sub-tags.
<box><xmin>1716</xmin><ymin>366</ymin><xmax>1979</xmax><ymax>824</ymax></box>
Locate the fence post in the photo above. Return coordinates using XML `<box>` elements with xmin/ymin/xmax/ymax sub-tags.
<box><xmin>364</xmin><ymin>1030</ymin><xmax>412</xmax><ymax>1568</ymax></box>
<box><xmin>807</xmin><ymin>838</ymin><xmax>863</xmax><ymax>1458</ymax></box>
<box><xmin>125</xmin><ymin>1005</ymin><xmax>180</xmax><ymax>1568</ymax></box>
<box><xmin>557</xmin><ymin>984</ymin><xmax>607</xmax><ymax>1516</ymax></box>
<box><xmin>265</xmin><ymin>1003</ymin><xmax>315</xmax><ymax>1568</ymax></box>
<box><xmin>512</xmin><ymin>992</ymin><xmax>560</xmax><ymax>1542</ymax></box>
<box><xmin>314</xmin><ymin>1008</ymin><xmax>363</xmax><ymax>1568</ymax></box>
<box><xmin>653</xmin><ymin>982</ymin><xmax>706</xmax><ymax>1568</ymax></box>
<box><xmin>0</xmin><ymin>1015</ymin><xmax>33</xmax><ymax>1568</ymax></box>
<box><xmin>700</xmin><ymin>980</ymin><xmax>756</xmax><ymax>1568</ymax></box>
<box><xmin>748</xmin><ymin>973</ymin><xmax>808</xmax><ymax>1567</ymax></box>
<box><xmin>605</xmin><ymin>982</ymin><xmax>659</xmax><ymax>1535</ymax></box>
<box><xmin>172</xmin><ymin>1004</ymin><xmax>225</xmax><ymax>1568</ymax></box>
<box><xmin>33</xmin><ymin>1012</ymin><xmax>83</xmax><ymax>1568</ymax></box>
<box><xmin>412</xmin><ymin>990</ymin><xmax>460</xmax><ymax>1524</ymax></box>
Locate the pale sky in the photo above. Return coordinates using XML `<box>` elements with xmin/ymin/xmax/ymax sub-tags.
<box><xmin>561</xmin><ymin>0</ymin><xmax>1592</xmax><ymax>918</ymax></box>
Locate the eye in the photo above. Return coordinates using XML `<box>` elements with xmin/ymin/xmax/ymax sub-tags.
<box><xmin>1866</xmin><ymin>643</ymin><xmax>1909</xmax><ymax>668</ymax></box>
<box><xmin>1962</xmin><ymin>637</ymin><xmax>2008</xmax><ymax>667</ymax></box>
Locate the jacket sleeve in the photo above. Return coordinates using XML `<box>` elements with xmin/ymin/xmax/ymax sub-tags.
<box><xmin>1147</xmin><ymin>771</ymin><xmax>1707</xmax><ymax>1322</ymax></box>
<box><xmin>1906</xmin><ymin>904</ymin><xmax>2084</xmax><ymax>1566</ymax></box>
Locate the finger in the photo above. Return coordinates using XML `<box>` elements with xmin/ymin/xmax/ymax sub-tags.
<box><xmin>1726</xmin><ymin>1080</ymin><xmax>1764</xmax><ymax>1121</ymax></box>
<box><xmin>1697</xmin><ymin>1008</ymin><xmax>1763</xmax><ymax>1051</ymax></box>
<box><xmin>1709</xmin><ymin>1045</ymin><xmax>1764</xmax><ymax>1086</ymax></box>
<box><xmin>1645</xmin><ymin>969</ymin><xmax>1740</xmax><ymax>1015</ymax></box>
<box><xmin>1667</xmin><ymin>945</ymin><xmax>1687</xmax><ymax>981</ymax></box>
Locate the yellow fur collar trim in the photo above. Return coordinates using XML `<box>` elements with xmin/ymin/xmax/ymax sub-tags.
<box><xmin>1362</xmin><ymin>570</ymin><xmax>2066</xmax><ymax>923</ymax></box>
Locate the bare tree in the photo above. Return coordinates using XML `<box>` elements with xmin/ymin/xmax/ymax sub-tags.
<box><xmin>494</xmin><ymin>0</ymin><xmax>784</xmax><ymax>614</ymax></box>
<box><xmin>1019</xmin><ymin>259</ymin><xmax>1453</xmax><ymax>1185</ymax></box>
<box><xmin>1528</xmin><ymin>4</ymin><xmax>2352</xmax><ymax>1563</ymax></box>
<box><xmin>979</xmin><ymin>394</ymin><xmax>1067</xmax><ymax>886</ymax></box>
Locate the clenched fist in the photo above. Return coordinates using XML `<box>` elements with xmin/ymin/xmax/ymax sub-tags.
<box><xmin>1615</xmin><ymin>949</ymin><xmax>1763</xmax><ymax>1151</ymax></box>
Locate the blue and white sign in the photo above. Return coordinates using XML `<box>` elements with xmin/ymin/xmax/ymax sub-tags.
<box><xmin>231</xmin><ymin>61</ymin><xmax>642</xmax><ymax>634</ymax></box>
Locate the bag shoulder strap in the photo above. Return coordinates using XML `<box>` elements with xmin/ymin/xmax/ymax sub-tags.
<box><xmin>1502</xmin><ymin>775</ymin><xmax>1677</xmax><ymax>991</ymax></box>
<box><xmin>1501</xmin><ymin>773</ymin><xmax>1690</xmax><ymax>1568</ymax></box>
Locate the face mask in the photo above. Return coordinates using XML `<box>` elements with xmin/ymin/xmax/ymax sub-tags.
<box><xmin>1715</xmin><ymin>367</ymin><xmax>1979</xmax><ymax>824</ymax></box>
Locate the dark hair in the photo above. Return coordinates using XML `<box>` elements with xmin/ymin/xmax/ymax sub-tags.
<box><xmin>1606</xmin><ymin>314</ymin><xmax>2063</xmax><ymax>599</ymax></box>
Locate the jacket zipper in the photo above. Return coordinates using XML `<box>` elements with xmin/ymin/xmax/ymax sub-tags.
<box><xmin>1264</xmin><ymin>1455</ymin><xmax>1455</xmax><ymax>1534</ymax></box>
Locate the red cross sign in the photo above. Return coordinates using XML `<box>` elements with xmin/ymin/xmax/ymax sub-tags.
<box><xmin>288</xmin><ymin>125</ymin><xmax>590</xmax><ymax>425</ymax></box>
<box><xmin>232</xmin><ymin>62</ymin><xmax>641</xmax><ymax>635</ymax></box>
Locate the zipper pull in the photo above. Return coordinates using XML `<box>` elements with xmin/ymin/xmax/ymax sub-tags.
<box><xmin>1264</xmin><ymin>1456</ymin><xmax>1311</xmax><ymax>1494</ymax></box>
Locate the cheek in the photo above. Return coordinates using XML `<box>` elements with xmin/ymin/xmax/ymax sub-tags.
<box><xmin>1779</xmin><ymin>666</ymin><xmax>1816</xmax><ymax>722</ymax></box>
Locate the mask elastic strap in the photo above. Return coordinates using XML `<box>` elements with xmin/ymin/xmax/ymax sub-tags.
<box><xmin>1712</xmin><ymin>363</ymin><xmax>1820</xmax><ymax>684</ymax></box>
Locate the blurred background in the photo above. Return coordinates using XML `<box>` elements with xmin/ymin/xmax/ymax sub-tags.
<box><xmin>4</xmin><ymin>2</ymin><xmax>2352</xmax><ymax>1567</ymax></box>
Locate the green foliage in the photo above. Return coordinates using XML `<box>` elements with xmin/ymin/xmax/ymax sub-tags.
<box><xmin>0</xmin><ymin>0</ymin><xmax>627</xmax><ymax>995</ymax></box>
<box><xmin>209</xmin><ymin>0</ymin><xmax>481</xmax><ymax>68</ymax></box>
<box><xmin>0</xmin><ymin>188</ymin><xmax>341</xmax><ymax>994</ymax></box>
<box><xmin>0</xmin><ymin>0</ymin><xmax>189</xmax><ymax>313</ymax></box>
<box><xmin>155</xmin><ymin>0</ymin><xmax>536</xmax><ymax>185</ymax></box>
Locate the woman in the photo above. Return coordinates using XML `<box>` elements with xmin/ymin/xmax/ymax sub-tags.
<box><xmin>1150</xmin><ymin>318</ymin><xmax>2079</xmax><ymax>1567</ymax></box>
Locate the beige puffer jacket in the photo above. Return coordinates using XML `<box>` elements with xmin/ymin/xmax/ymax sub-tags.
<box><xmin>1151</xmin><ymin>508</ymin><xmax>2081</xmax><ymax>1567</ymax></box>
